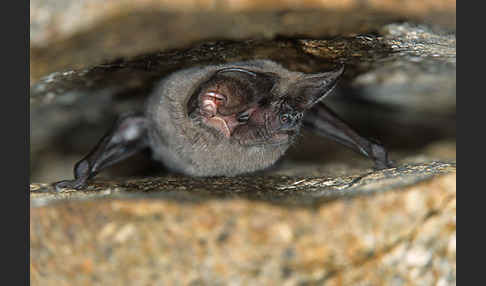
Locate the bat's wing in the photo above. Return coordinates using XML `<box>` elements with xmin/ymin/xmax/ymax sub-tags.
<box><xmin>53</xmin><ymin>112</ymin><xmax>150</xmax><ymax>190</ymax></box>
<box><xmin>303</xmin><ymin>102</ymin><xmax>394</xmax><ymax>169</ymax></box>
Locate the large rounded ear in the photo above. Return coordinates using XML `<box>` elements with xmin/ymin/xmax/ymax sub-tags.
<box><xmin>293</xmin><ymin>65</ymin><xmax>345</xmax><ymax>109</ymax></box>
<box><xmin>188</xmin><ymin>67</ymin><xmax>277</xmax><ymax>116</ymax></box>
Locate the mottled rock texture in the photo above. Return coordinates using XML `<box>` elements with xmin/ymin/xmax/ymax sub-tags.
<box><xmin>30</xmin><ymin>0</ymin><xmax>455</xmax><ymax>285</ymax></box>
<box><xmin>31</xmin><ymin>166</ymin><xmax>456</xmax><ymax>285</ymax></box>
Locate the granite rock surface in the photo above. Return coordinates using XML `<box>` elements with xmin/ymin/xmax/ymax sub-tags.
<box><xmin>31</xmin><ymin>163</ymin><xmax>456</xmax><ymax>285</ymax></box>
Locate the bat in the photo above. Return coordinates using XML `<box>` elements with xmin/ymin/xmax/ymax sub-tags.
<box><xmin>54</xmin><ymin>60</ymin><xmax>393</xmax><ymax>190</ymax></box>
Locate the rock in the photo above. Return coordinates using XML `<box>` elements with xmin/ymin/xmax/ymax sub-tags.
<box><xmin>31</xmin><ymin>161</ymin><xmax>455</xmax><ymax>206</ymax></box>
<box><xmin>30</xmin><ymin>163</ymin><xmax>456</xmax><ymax>285</ymax></box>
<box><xmin>30</xmin><ymin>0</ymin><xmax>455</xmax><ymax>83</ymax></box>
<box><xmin>352</xmin><ymin>23</ymin><xmax>456</xmax><ymax>114</ymax></box>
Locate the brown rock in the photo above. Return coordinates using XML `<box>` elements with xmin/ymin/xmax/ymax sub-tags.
<box><xmin>30</xmin><ymin>165</ymin><xmax>456</xmax><ymax>285</ymax></box>
<box><xmin>30</xmin><ymin>0</ymin><xmax>455</xmax><ymax>82</ymax></box>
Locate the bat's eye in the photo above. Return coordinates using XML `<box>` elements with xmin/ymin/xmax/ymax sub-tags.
<box><xmin>280</xmin><ymin>114</ymin><xmax>290</xmax><ymax>124</ymax></box>
<box><xmin>237</xmin><ymin>110</ymin><xmax>251</xmax><ymax>123</ymax></box>
<box><xmin>279</xmin><ymin>111</ymin><xmax>303</xmax><ymax>130</ymax></box>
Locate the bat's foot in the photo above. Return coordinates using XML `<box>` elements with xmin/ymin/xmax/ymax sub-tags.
<box><xmin>370</xmin><ymin>141</ymin><xmax>395</xmax><ymax>170</ymax></box>
<box><xmin>53</xmin><ymin>178</ymin><xmax>87</xmax><ymax>192</ymax></box>
<box><xmin>373</xmin><ymin>159</ymin><xmax>395</xmax><ymax>170</ymax></box>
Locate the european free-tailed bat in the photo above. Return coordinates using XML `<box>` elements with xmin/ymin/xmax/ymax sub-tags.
<box><xmin>54</xmin><ymin>60</ymin><xmax>393</xmax><ymax>190</ymax></box>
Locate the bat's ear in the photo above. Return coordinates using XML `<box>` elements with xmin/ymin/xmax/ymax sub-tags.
<box><xmin>187</xmin><ymin>66</ymin><xmax>277</xmax><ymax>117</ymax></box>
<box><xmin>296</xmin><ymin>65</ymin><xmax>344</xmax><ymax>109</ymax></box>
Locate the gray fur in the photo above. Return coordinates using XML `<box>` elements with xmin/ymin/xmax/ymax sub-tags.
<box><xmin>145</xmin><ymin>60</ymin><xmax>304</xmax><ymax>176</ymax></box>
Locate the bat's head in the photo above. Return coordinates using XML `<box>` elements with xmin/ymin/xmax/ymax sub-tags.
<box><xmin>188</xmin><ymin>63</ymin><xmax>344</xmax><ymax>147</ymax></box>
